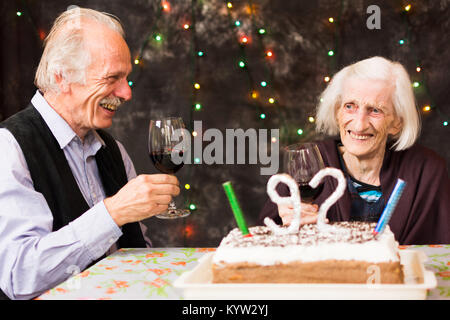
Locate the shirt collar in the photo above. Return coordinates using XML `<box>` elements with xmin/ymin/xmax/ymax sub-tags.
<box><xmin>31</xmin><ymin>90</ymin><xmax>105</xmax><ymax>149</ymax></box>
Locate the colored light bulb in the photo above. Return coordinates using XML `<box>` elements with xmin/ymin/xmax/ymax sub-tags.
<box><xmin>297</xmin><ymin>129</ymin><xmax>304</xmax><ymax>135</ymax></box>
<box><xmin>260</xmin><ymin>81</ymin><xmax>267</xmax><ymax>87</ymax></box>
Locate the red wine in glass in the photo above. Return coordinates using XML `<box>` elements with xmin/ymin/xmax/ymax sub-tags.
<box><xmin>284</xmin><ymin>142</ymin><xmax>325</xmax><ymax>203</ymax></box>
<box><xmin>149</xmin><ymin>151</ymin><xmax>184</xmax><ymax>174</ymax></box>
<box><xmin>148</xmin><ymin>118</ymin><xmax>190</xmax><ymax>219</ymax></box>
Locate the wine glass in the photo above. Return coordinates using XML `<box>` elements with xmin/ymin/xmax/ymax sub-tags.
<box><xmin>283</xmin><ymin>142</ymin><xmax>325</xmax><ymax>203</ymax></box>
<box><xmin>148</xmin><ymin>117</ymin><xmax>190</xmax><ymax>219</ymax></box>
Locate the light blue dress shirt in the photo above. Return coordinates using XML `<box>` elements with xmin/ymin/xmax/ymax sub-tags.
<box><xmin>0</xmin><ymin>91</ymin><xmax>146</xmax><ymax>299</ymax></box>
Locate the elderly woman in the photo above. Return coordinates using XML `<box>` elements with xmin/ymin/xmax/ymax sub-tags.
<box><xmin>258</xmin><ymin>56</ymin><xmax>449</xmax><ymax>245</ymax></box>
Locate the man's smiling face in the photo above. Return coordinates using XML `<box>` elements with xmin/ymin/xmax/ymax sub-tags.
<box><xmin>336</xmin><ymin>77</ymin><xmax>402</xmax><ymax>160</ymax></box>
<box><xmin>64</xmin><ymin>20</ymin><xmax>132</xmax><ymax>138</ymax></box>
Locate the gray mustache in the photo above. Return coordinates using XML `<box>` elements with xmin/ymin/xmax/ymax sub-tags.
<box><xmin>99</xmin><ymin>96</ymin><xmax>124</xmax><ymax>107</ymax></box>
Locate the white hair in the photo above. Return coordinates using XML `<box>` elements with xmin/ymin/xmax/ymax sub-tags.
<box><xmin>315</xmin><ymin>56</ymin><xmax>421</xmax><ymax>151</ymax></box>
<box><xmin>34</xmin><ymin>7</ymin><xmax>125</xmax><ymax>93</ymax></box>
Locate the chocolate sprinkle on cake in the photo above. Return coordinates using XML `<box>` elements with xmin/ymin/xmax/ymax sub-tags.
<box><xmin>221</xmin><ymin>222</ymin><xmax>378</xmax><ymax>248</ymax></box>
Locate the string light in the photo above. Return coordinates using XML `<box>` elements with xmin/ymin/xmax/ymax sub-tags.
<box><xmin>324</xmin><ymin>76</ymin><xmax>330</xmax><ymax>82</ymax></box>
<box><xmin>194</xmin><ymin>103</ymin><xmax>202</xmax><ymax>110</ymax></box>
<box><xmin>260</xmin><ymin>81</ymin><xmax>267</xmax><ymax>87</ymax></box>
<box><xmin>238</xmin><ymin>60</ymin><xmax>246</xmax><ymax>68</ymax></box>
<box><xmin>251</xmin><ymin>91</ymin><xmax>258</xmax><ymax>99</ymax></box>
<box><xmin>184</xmin><ymin>225</ymin><xmax>194</xmax><ymax>237</ymax></box>
<box><xmin>260</xmin><ymin>113</ymin><xmax>266</xmax><ymax>119</ymax></box>
<box><xmin>416</xmin><ymin>66</ymin><xmax>421</xmax><ymax>72</ymax></box>
<box><xmin>155</xmin><ymin>34</ymin><xmax>162</xmax><ymax>41</ymax></box>
<box><xmin>328</xmin><ymin>17</ymin><xmax>334</xmax><ymax>23</ymax></box>
<box><xmin>161</xmin><ymin>1</ymin><xmax>171</xmax><ymax>12</ymax></box>
<box><xmin>271</xmin><ymin>137</ymin><xmax>277</xmax><ymax>143</ymax></box>
<box><xmin>297</xmin><ymin>129</ymin><xmax>304</xmax><ymax>135</ymax></box>
<box><xmin>443</xmin><ymin>121</ymin><xmax>448</xmax><ymax>126</ymax></box>
<box><xmin>183</xmin><ymin>23</ymin><xmax>190</xmax><ymax>30</ymax></box>
<box><xmin>189</xmin><ymin>204</ymin><xmax>197</xmax><ymax>210</ymax></box>
<box><xmin>328</xmin><ymin>50</ymin><xmax>334</xmax><ymax>56</ymax></box>
<box><xmin>404</xmin><ymin>4</ymin><xmax>411</xmax><ymax>12</ymax></box>
<box><xmin>227</xmin><ymin>2</ymin><xmax>233</xmax><ymax>9</ymax></box>
<box><xmin>423</xmin><ymin>105</ymin><xmax>431</xmax><ymax>112</ymax></box>
<box><xmin>266</xmin><ymin>50</ymin><xmax>273</xmax><ymax>57</ymax></box>
<box><xmin>240</xmin><ymin>35</ymin><xmax>249</xmax><ymax>44</ymax></box>
<box><xmin>258</xmin><ymin>28</ymin><xmax>266</xmax><ymax>34</ymax></box>
<box><xmin>398</xmin><ymin>39</ymin><xmax>405</xmax><ymax>45</ymax></box>
<box><xmin>16</xmin><ymin>11</ymin><xmax>22</xmax><ymax>16</ymax></box>
<box><xmin>412</xmin><ymin>82</ymin><xmax>420</xmax><ymax>88</ymax></box>
<box><xmin>268</xmin><ymin>97</ymin><xmax>275</xmax><ymax>104</ymax></box>
<box><xmin>128</xmin><ymin>81</ymin><xmax>133</xmax><ymax>86</ymax></box>
<box><xmin>197</xmin><ymin>51</ymin><xmax>204</xmax><ymax>57</ymax></box>
<box><xmin>192</xmin><ymin>131</ymin><xmax>198</xmax><ymax>137</ymax></box>
<box><xmin>194</xmin><ymin>83</ymin><xmax>200</xmax><ymax>89</ymax></box>
<box><xmin>185</xmin><ymin>184</ymin><xmax>191</xmax><ymax>190</ymax></box>
<box><xmin>194</xmin><ymin>157</ymin><xmax>201</xmax><ymax>164</ymax></box>
<box><xmin>234</xmin><ymin>20</ymin><xmax>241</xmax><ymax>27</ymax></box>
<box><xmin>134</xmin><ymin>59</ymin><xmax>140</xmax><ymax>65</ymax></box>
<box><xmin>308</xmin><ymin>116</ymin><xmax>315</xmax><ymax>123</ymax></box>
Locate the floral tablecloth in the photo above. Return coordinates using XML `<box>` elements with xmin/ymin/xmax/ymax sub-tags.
<box><xmin>37</xmin><ymin>245</ymin><xmax>450</xmax><ymax>300</ymax></box>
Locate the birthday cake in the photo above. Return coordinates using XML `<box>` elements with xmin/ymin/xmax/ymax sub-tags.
<box><xmin>215</xmin><ymin>170</ymin><xmax>404</xmax><ymax>284</ymax></box>
<box><xmin>212</xmin><ymin>222</ymin><xmax>404</xmax><ymax>284</ymax></box>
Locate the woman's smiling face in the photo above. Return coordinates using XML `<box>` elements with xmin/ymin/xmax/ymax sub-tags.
<box><xmin>336</xmin><ymin>78</ymin><xmax>402</xmax><ymax>160</ymax></box>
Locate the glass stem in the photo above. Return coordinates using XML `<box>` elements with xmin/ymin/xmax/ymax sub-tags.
<box><xmin>168</xmin><ymin>200</ymin><xmax>177</xmax><ymax>213</ymax></box>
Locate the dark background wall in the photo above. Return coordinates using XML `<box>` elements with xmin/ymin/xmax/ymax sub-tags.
<box><xmin>1</xmin><ymin>0</ymin><xmax>449</xmax><ymax>247</ymax></box>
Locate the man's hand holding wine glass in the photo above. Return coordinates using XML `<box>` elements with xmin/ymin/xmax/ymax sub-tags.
<box><xmin>104</xmin><ymin>174</ymin><xmax>180</xmax><ymax>227</ymax></box>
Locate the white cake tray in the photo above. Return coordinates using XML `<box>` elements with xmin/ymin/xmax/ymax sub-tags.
<box><xmin>174</xmin><ymin>250</ymin><xmax>437</xmax><ymax>300</ymax></box>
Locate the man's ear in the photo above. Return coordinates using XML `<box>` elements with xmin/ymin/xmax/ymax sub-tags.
<box><xmin>54</xmin><ymin>73</ymin><xmax>71</xmax><ymax>94</ymax></box>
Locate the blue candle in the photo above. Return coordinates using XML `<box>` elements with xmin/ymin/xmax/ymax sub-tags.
<box><xmin>373</xmin><ymin>179</ymin><xmax>406</xmax><ymax>235</ymax></box>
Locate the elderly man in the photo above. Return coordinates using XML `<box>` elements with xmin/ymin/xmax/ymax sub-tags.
<box><xmin>259</xmin><ymin>56</ymin><xmax>450</xmax><ymax>245</ymax></box>
<box><xmin>0</xmin><ymin>8</ymin><xmax>180</xmax><ymax>299</ymax></box>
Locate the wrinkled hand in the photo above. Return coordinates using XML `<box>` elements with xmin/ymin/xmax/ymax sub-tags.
<box><xmin>278</xmin><ymin>202</ymin><xmax>323</xmax><ymax>226</ymax></box>
<box><xmin>104</xmin><ymin>174</ymin><xmax>180</xmax><ymax>227</ymax></box>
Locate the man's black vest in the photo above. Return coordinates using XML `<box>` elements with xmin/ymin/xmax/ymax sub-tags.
<box><xmin>0</xmin><ymin>105</ymin><xmax>145</xmax><ymax>299</ymax></box>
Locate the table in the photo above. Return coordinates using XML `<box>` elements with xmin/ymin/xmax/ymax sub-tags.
<box><xmin>37</xmin><ymin>245</ymin><xmax>450</xmax><ymax>300</ymax></box>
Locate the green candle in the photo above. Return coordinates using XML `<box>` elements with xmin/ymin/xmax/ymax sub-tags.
<box><xmin>222</xmin><ymin>181</ymin><xmax>250</xmax><ymax>236</ymax></box>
